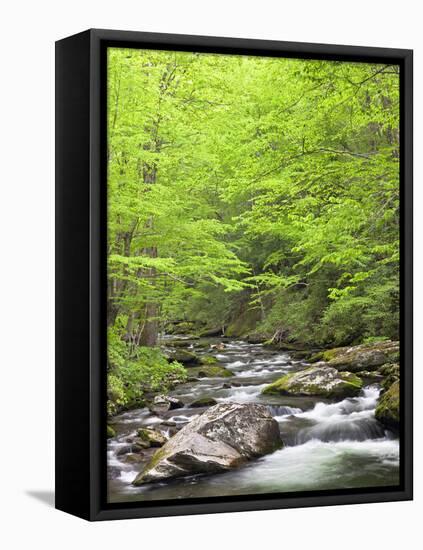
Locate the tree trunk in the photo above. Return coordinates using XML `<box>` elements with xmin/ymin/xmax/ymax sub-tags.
<box><xmin>137</xmin><ymin>63</ymin><xmax>177</xmax><ymax>346</ymax></box>
<box><xmin>140</xmin><ymin>302</ymin><xmax>159</xmax><ymax>346</ymax></box>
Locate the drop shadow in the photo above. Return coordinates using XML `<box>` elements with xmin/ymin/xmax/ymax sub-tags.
<box><xmin>26</xmin><ymin>490</ymin><xmax>55</xmax><ymax>508</ymax></box>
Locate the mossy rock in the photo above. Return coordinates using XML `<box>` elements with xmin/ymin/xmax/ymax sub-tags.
<box><xmin>137</xmin><ymin>428</ymin><xmax>167</xmax><ymax>448</ymax></box>
<box><xmin>187</xmin><ymin>365</ymin><xmax>232</xmax><ymax>378</ymax></box>
<box><xmin>247</xmin><ymin>333</ymin><xmax>268</xmax><ymax>344</ymax></box>
<box><xmin>167</xmin><ymin>349</ymin><xmax>200</xmax><ymax>365</ymax></box>
<box><xmin>122</xmin><ymin>453</ymin><xmax>145</xmax><ymax>464</ymax></box>
<box><xmin>261</xmin><ymin>366</ymin><xmax>363</xmax><ymax>399</ymax></box>
<box><xmin>312</xmin><ymin>341</ymin><xmax>399</xmax><ymax>372</ymax></box>
<box><xmin>308</xmin><ymin>349</ymin><xmax>339</xmax><ymax>363</ymax></box>
<box><xmin>133</xmin><ymin>403</ymin><xmax>282</xmax><ymax>486</ymax></box>
<box><xmin>375</xmin><ymin>380</ymin><xmax>400</xmax><ymax>431</ymax></box>
<box><xmin>132</xmin><ymin>437</ymin><xmax>153</xmax><ymax>450</ymax></box>
<box><xmin>199</xmin><ymin>327</ymin><xmax>224</xmax><ymax>337</ymax></box>
<box><xmin>190</xmin><ymin>397</ymin><xmax>218</xmax><ymax>408</ymax></box>
<box><xmin>262</xmin><ymin>340</ymin><xmax>306</xmax><ymax>352</ymax></box>
<box><xmin>290</xmin><ymin>350</ymin><xmax>316</xmax><ymax>361</ymax></box>
<box><xmin>107</xmin><ymin>425</ymin><xmax>116</xmax><ymax>438</ymax></box>
<box><xmin>378</xmin><ymin>363</ymin><xmax>400</xmax><ymax>391</ymax></box>
<box><xmin>166</xmin><ymin>321</ymin><xmax>197</xmax><ymax>335</ymax></box>
<box><xmin>379</xmin><ymin>363</ymin><xmax>400</xmax><ymax>377</ymax></box>
<box><xmin>355</xmin><ymin>370</ymin><xmax>384</xmax><ymax>381</ymax></box>
<box><xmin>199</xmin><ymin>354</ymin><xmax>219</xmax><ymax>365</ymax></box>
<box><xmin>167</xmin><ymin>339</ymin><xmax>196</xmax><ymax>348</ymax></box>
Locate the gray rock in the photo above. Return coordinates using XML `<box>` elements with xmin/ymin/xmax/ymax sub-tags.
<box><xmin>122</xmin><ymin>453</ymin><xmax>145</xmax><ymax>464</ymax></box>
<box><xmin>133</xmin><ymin>403</ymin><xmax>282</xmax><ymax>485</ymax></box>
<box><xmin>190</xmin><ymin>397</ymin><xmax>218</xmax><ymax>408</ymax></box>
<box><xmin>149</xmin><ymin>394</ymin><xmax>184</xmax><ymax>415</ymax></box>
<box><xmin>116</xmin><ymin>445</ymin><xmax>133</xmax><ymax>456</ymax></box>
<box><xmin>375</xmin><ymin>380</ymin><xmax>400</xmax><ymax>431</ymax></box>
<box><xmin>136</xmin><ymin>427</ymin><xmax>167</xmax><ymax>448</ymax></box>
<box><xmin>262</xmin><ymin>366</ymin><xmax>363</xmax><ymax>398</ymax></box>
<box><xmin>199</xmin><ymin>327</ymin><xmax>224</xmax><ymax>337</ymax></box>
<box><xmin>320</xmin><ymin>341</ymin><xmax>399</xmax><ymax>372</ymax></box>
<box><xmin>167</xmin><ymin>349</ymin><xmax>200</xmax><ymax>365</ymax></box>
<box><xmin>247</xmin><ymin>333</ymin><xmax>267</xmax><ymax>344</ymax></box>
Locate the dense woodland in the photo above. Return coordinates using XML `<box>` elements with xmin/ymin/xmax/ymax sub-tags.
<box><xmin>107</xmin><ymin>48</ymin><xmax>399</xmax><ymax>415</ymax></box>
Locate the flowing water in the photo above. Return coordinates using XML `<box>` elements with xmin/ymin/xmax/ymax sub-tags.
<box><xmin>108</xmin><ymin>339</ymin><xmax>399</xmax><ymax>503</ymax></box>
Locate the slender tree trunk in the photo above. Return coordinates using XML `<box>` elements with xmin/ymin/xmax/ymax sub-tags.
<box><xmin>140</xmin><ymin>302</ymin><xmax>159</xmax><ymax>346</ymax></box>
<box><xmin>138</xmin><ymin>63</ymin><xmax>178</xmax><ymax>346</ymax></box>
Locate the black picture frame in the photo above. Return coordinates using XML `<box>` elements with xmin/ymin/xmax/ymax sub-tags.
<box><xmin>55</xmin><ymin>28</ymin><xmax>413</xmax><ymax>521</ymax></box>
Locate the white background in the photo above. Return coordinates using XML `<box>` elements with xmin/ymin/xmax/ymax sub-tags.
<box><xmin>1</xmin><ymin>1</ymin><xmax>420</xmax><ymax>548</ymax></box>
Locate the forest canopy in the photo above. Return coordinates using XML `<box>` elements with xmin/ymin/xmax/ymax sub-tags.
<box><xmin>107</xmin><ymin>48</ymin><xmax>399</xmax><ymax>413</ymax></box>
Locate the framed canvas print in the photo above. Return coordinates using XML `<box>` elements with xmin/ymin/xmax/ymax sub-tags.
<box><xmin>55</xmin><ymin>29</ymin><xmax>413</xmax><ymax>521</ymax></box>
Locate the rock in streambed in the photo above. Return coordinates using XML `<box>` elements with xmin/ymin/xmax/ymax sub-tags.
<box><xmin>375</xmin><ymin>380</ymin><xmax>400</xmax><ymax>431</ymax></box>
<box><xmin>132</xmin><ymin>403</ymin><xmax>282</xmax><ymax>485</ymax></box>
<box><xmin>309</xmin><ymin>340</ymin><xmax>399</xmax><ymax>372</ymax></box>
<box><xmin>261</xmin><ymin>366</ymin><xmax>363</xmax><ymax>399</ymax></box>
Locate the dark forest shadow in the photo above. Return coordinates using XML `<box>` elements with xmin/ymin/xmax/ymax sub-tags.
<box><xmin>26</xmin><ymin>490</ymin><xmax>55</xmax><ymax>508</ymax></box>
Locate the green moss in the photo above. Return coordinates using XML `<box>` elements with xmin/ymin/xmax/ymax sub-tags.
<box><xmin>375</xmin><ymin>380</ymin><xmax>400</xmax><ymax>430</ymax></box>
<box><xmin>308</xmin><ymin>352</ymin><xmax>324</xmax><ymax>363</ymax></box>
<box><xmin>261</xmin><ymin>368</ymin><xmax>363</xmax><ymax>398</ymax></box>
<box><xmin>133</xmin><ymin>447</ymin><xmax>168</xmax><ymax>485</ymax></box>
<box><xmin>262</xmin><ymin>341</ymin><xmax>302</xmax><ymax>351</ymax></box>
<box><xmin>188</xmin><ymin>365</ymin><xmax>232</xmax><ymax>378</ymax></box>
<box><xmin>137</xmin><ymin>428</ymin><xmax>166</xmax><ymax>447</ymax></box>
<box><xmin>107</xmin><ymin>425</ymin><xmax>116</xmax><ymax>438</ymax></box>
<box><xmin>340</xmin><ymin>371</ymin><xmax>364</xmax><ymax>389</ymax></box>
<box><xmin>379</xmin><ymin>363</ymin><xmax>400</xmax><ymax>376</ymax></box>
<box><xmin>321</xmin><ymin>348</ymin><xmax>344</xmax><ymax>362</ymax></box>
<box><xmin>199</xmin><ymin>355</ymin><xmax>219</xmax><ymax>365</ymax></box>
<box><xmin>261</xmin><ymin>373</ymin><xmax>293</xmax><ymax>395</ymax></box>
<box><xmin>166</xmin><ymin>321</ymin><xmax>196</xmax><ymax>335</ymax></box>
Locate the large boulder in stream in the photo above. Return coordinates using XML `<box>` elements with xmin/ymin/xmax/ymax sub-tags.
<box><xmin>311</xmin><ymin>340</ymin><xmax>399</xmax><ymax>372</ymax></box>
<box><xmin>132</xmin><ymin>403</ymin><xmax>282</xmax><ymax>485</ymax></box>
<box><xmin>261</xmin><ymin>366</ymin><xmax>363</xmax><ymax>399</ymax></box>
<box><xmin>375</xmin><ymin>380</ymin><xmax>400</xmax><ymax>431</ymax></box>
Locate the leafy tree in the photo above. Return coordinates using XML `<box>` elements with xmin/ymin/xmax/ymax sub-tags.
<box><xmin>106</xmin><ymin>49</ymin><xmax>399</xmax><ymax>412</ymax></box>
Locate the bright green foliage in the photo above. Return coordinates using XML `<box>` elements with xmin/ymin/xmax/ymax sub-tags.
<box><xmin>107</xmin><ymin>331</ymin><xmax>187</xmax><ymax>415</ymax></box>
<box><xmin>107</xmin><ymin>48</ymin><xmax>399</xmax><ymax>404</ymax></box>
